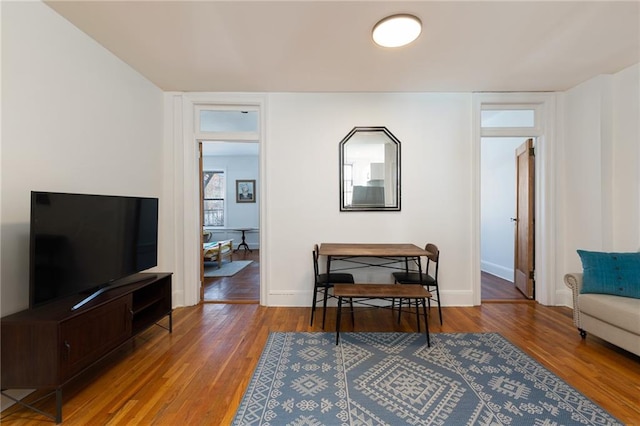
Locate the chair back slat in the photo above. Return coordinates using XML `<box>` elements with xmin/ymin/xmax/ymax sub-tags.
<box><xmin>312</xmin><ymin>244</ymin><xmax>321</xmax><ymax>278</ymax></box>
<box><xmin>424</xmin><ymin>243</ymin><xmax>440</xmax><ymax>279</ymax></box>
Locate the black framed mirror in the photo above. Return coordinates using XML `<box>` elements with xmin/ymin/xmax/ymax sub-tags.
<box><xmin>339</xmin><ymin>126</ymin><xmax>401</xmax><ymax>211</ymax></box>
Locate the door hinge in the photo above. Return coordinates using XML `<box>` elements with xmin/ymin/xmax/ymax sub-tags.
<box><xmin>529</xmin><ymin>270</ymin><xmax>535</xmax><ymax>280</ymax></box>
<box><xmin>529</xmin><ymin>147</ymin><xmax>535</xmax><ymax>157</ymax></box>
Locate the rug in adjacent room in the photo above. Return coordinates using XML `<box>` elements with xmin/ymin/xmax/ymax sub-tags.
<box><xmin>232</xmin><ymin>332</ymin><xmax>621</xmax><ymax>425</ymax></box>
<box><xmin>204</xmin><ymin>260</ymin><xmax>252</xmax><ymax>277</ymax></box>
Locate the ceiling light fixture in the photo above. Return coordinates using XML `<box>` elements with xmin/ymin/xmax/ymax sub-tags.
<box><xmin>372</xmin><ymin>14</ymin><xmax>422</xmax><ymax>48</ymax></box>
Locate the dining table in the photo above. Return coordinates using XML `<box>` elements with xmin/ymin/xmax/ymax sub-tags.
<box><xmin>318</xmin><ymin>243</ymin><xmax>431</xmax><ymax>277</ymax></box>
<box><xmin>319</xmin><ymin>243</ymin><xmax>434</xmax><ymax>343</ymax></box>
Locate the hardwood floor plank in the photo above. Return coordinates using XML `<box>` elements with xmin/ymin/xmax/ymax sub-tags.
<box><xmin>2</xmin><ymin>303</ymin><xmax>639</xmax><ymax>425</ymax></box>
<box><xmin>203</xmin><ymin>250</ymin><xmax>260</xmax><ymax>303</ymax></box>
<box><xmin>481</xmin><ymin>271</ymin><xmax>527</xmax><ymax>300</ymax></box>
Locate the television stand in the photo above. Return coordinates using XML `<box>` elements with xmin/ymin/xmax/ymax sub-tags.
<box><xmin>71</xmin><ymin>274</ymin><xmax>159</xmax><ymax>311</ymax></box>
<box><xmin>1</xmin><ymin>272</ymin><xmax>172</xmax><ymax>423</ymax></box>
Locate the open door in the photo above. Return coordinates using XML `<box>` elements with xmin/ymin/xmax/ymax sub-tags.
<box><xmin>514</xmin><ymin>138</ymin><xmax>535</xmax><ymax>298</ymax></box>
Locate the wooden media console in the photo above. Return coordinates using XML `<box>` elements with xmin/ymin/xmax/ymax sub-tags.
<box><xmin>1</xmin><ymin>272</ymin><xmax>172</xmax><ymax>423</ymax></box>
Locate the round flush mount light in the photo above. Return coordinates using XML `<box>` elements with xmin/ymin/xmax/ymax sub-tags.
<box><xmin>372</xmin><ymin>14</ymin><xmax>422</xmax><ymax>48</ymax></box>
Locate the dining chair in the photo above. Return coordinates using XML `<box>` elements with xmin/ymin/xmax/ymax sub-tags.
<box><xmin>311</xmin><ymin>244</ymin><xmax>355</xmax><ymax>329</ymax></box>
<box><xmin>392</xmin><ymin>243</ymin><xmax>442</xmax><ymax>325</ymax></box>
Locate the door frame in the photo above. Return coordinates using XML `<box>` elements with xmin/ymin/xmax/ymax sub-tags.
<box><xmin>178</xmin><ymin>93</ymin><xmax>267</xmax><ymax>307</ymax></box>
<box><xmin>472</xmin><ymin>93</ymin><xmax>557</xmax><ymax>306</ymax></box>
<box><xmin>479</xmin><ymin>136</ymin><xmax>531</xmax><ymax>300</ymax></box>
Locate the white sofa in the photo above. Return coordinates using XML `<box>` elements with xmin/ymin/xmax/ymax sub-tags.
<box><xmin>564</xmin><ymin>272</ymin><xmax>640</xmax><ymax>357</ymax></box>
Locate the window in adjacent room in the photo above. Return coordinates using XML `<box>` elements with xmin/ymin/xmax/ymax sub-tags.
<box><xmin>203</xmin><ymin>171</ymin><xmax>225</xmax><ymax>226</ymax></box>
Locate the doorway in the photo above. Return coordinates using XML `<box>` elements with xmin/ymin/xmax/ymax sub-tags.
<box><xmin>200</xmin><ymin>141</ymin><xmax>260</xmax><ymax>303</ymax></box>
<box><xmin>478</xmin><ymin>102</ymin><xmax>543</xmax><ymax>303</ymax></box>
<box><xmin>194</xmin><ymin>105</ymin><xmax>262</xmax><ymax>304</ymax></box>
<box><xmin>480</xmin><ymin>137</ymin><xmax>533</xmax><ymax>301</ymax></box>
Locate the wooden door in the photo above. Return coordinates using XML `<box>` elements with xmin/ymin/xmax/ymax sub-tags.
<box><xmin>514</xmin><ymin>138</ymin><xmax>535</xmax><ymax>298</ymax></box>
<box><xmin>199</xmin><ymin>143</ymin><xmax>205</xmax><ymax>302</ymax></box>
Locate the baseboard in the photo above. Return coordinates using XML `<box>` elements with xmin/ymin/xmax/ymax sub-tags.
<box><xmin>480</xmin><ymin>261</ymin><xmax>513</xmax><ymax>282</ymax></box>
<box><xmin>270</xmin><ymin>289</ymin><xmax>475</xmax><ymax>307</ymax></box>
<box><xmin>555</xmin><ymin>288</ymin><xmax>573</xmax><ymax>308</ymax></box>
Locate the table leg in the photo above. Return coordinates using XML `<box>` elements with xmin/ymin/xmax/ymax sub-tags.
<box><xmin>336</xmin><ymin>296</ymin><xmax>343</xmax><ymax>345</ymax></box>
<box><xmin>56</xmin><ymin>388</ymin><xmax>63</xmax><ymax>424</ymax></box>
<box><xmin>234</xmin><ymin>230</ymin><xmax>252</xmax><ymax>253</ymax></box>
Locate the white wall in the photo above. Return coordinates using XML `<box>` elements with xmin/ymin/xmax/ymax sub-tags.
<box><xmin>561</xmin><ymin>76</ymin><xmax>611</xmax><ymax>253</ymax></box>
<box><xmin>558</xmin><ymin>63</ymin><xmax>640</xmax><ymax>301</ymax></box>
<box><xmin>173</xmin><ymin>72</ymin><xmax>638</xmax><ymax>309</ymax></box>
<box><xmin>169</xmin><ymin>92</ymin><xmax>475</xmax><ymax>306</ymax></box>
<box><xmin>265</xmin><ymin>93</ymin><xmax>473</xmax><ymax>305</ymax></box>
<box><xmin>612</xmin><ymin>64</ymin><xmax>640</xmax><ymax>249</ymax></box>
<box><xmin>203</xmin><ymin>154</ymin><xmax>260</xmax><ymax>249</ymax></box>
<box><xmin>1</xmin><ymin>2</ymin><xmax>164</xmax><ymax>315</ymax></box>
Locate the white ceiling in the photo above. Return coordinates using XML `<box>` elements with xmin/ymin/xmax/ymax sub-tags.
<box><xmin>45</xmin><ymin>1</ymin><xmax>640</xmax><ymax>93</ymax></box>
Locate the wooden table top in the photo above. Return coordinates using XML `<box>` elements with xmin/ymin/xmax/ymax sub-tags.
<box><xmin>319</xmin><ymin>243</ymin><xmax>430</xmax><ymax>257</ymax></box>
<box><xmin>333</xmin><ymin>284</ymin><xmax>431</xmax><ymax>298</ymax></box>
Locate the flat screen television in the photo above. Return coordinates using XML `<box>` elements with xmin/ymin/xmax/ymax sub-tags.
<box><xmin>29</xmin><ymin>191</ymin><xmax>159</xmax><ymax>310</ymax></box>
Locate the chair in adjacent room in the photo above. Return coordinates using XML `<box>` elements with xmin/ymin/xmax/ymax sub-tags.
<box><xmin>311</xmin><ymin>244</ymin><xmax>355</xmax><ymax>329</ymax></box>
<box><xmin>392</xmin><ymin>243</ymin><xmax>442</xmax><ymax>325</ymax></box>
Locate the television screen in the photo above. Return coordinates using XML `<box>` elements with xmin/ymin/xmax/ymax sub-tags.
<box><xmin>29</xmin><ymin>191</ymin><xmax>159</xmax><ymax>308</ymax></box>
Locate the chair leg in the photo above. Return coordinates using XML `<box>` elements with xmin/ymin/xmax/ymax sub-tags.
<box><xmin>415</xmin><ymin>299</ymin><xmax>420</xmax><ymax>332</ymax></box>
<box><xmin>397</xmin><ymin>298</ymin><xmax>403</xmax><ymax>324</ymax></box>
<box><xmin>310</xmin><ymin>287</ymin><xmax>318</xmax><ymax>326</ymax></box>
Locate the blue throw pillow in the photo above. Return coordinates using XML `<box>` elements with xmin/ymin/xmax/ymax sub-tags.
<box><xmin>577</xmin><ymin>250</ymin><xmax>640</xmax><ymax>298</ymax></box>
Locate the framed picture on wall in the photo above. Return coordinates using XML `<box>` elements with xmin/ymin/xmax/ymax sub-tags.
<box><xmin>236</xmin><ymin>179</ymin><xmax>256</xmax><ymax>203</ymax></box>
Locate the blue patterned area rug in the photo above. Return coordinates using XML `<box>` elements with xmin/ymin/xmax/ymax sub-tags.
<box><xmin>204</xmin><ymin>260</ymin><xmax>252</xmax><ymax>277</ymax></box>
<box><xmin>232</xmin><ymin>332</ymin><xmax>621</xmax><ymax>425</ymax></box>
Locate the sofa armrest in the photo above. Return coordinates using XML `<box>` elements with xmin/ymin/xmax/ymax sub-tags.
<box><xmin>564</xmin><ymin>272</ymin><xmax>583</xmax><ymax>292</ymax></box>
<box><xmin>564</xmin><ymin>273</ymin><xmax>583</xmax><ymax>330</ymax></box>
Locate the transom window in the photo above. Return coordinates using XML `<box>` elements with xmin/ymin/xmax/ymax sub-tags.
<box><xmin>197</xmin><ymin>107</ymin><xmax>259</xmax><ymax>135</ymax></box>
<box><xmin>481</xmin><ymin>109</ymin><xmax>535</xmax><ymax>128</ymax></box>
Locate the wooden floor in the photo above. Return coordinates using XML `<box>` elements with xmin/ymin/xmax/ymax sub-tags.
<box><xmin>203</xmin><ymin>255</ymin><xmax>523</xmax><ymax>303</ymax></box>
<box><xmin>203</xmin><ymin>249</ymin><xmax>260</xmax><ymax>302</ymax></box>
<box><xmin>204</xmin><ymin>258</ymin><xmax>525</xmax><ymax>303</ymax></box>
<box><xmin>2</xmin><ymin>302</ymin><xmax>639</xmax><ymax>425</ymax></box>
<box><xmin>481</xmin><ymin>271</ymin><xmax>528</xmax><ymax>301</ymax></box>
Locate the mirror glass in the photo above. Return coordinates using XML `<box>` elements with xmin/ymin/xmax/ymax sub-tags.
<box><xmin>339</xmin><ymin>127</ymin><xmax>401</xmax><ymax>211</ymax></box>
